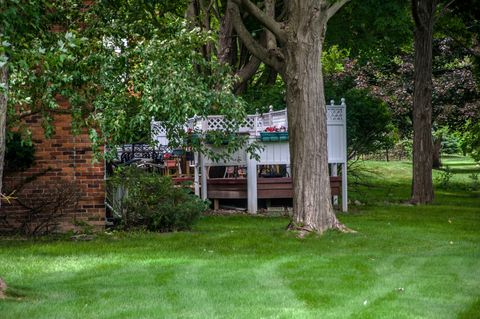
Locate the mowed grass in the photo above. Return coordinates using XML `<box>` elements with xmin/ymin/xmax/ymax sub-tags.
<box><xmin>0</xmin><ymin>157</ymin><xmax>479</xmax><ymax>318</ymax></box>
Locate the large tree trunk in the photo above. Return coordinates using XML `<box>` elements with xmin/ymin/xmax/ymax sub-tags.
<box><xmin>228</xmin><ymin>0</ymin><xmax>349</xmax><ymax>233</ymax></box>
<box><xmin>0</xmin><ymin>63</ymin><xmax>7</xmax><ymax>206</ymax></box>
<box><xmin>411</xmin><ymin>0</ymin><xmax>436</xmax><ymax>204</ymax></box>
<box><xmin>285</xmin><ymin>1</ymin><xmax>341</xmax><ymax>233</ymax></box>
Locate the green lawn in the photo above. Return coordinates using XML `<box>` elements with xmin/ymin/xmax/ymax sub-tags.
<box><xmin>1</xmin><ymin>157</ymin><xmax>479</xmax><ymax>318</ymax></box>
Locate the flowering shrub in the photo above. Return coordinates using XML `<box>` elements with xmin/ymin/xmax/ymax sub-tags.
<box><xmin>264</xmin><ymin>126</ymin><xmax>286</xmax><ymax>132</ymax></box>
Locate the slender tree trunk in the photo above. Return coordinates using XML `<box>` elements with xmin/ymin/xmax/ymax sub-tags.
<box><xmin>0</xmin><ymin>63</ymin><xmax>7</xmax><ymax>206</ymax></box>
<box><xmin>432</xmin><ymin>136</ymin><xmax>442</xmax><ymax>169</ymax></box>
<box><xmin>411</xmin><ymin>0</ymin><xmax>436</xmax><ymax>204</ymax></box>
<box><xmin>218</xmin><ymin>5</ymin><xmax>235</xmax><ymax>65</ymax></box>
<box><xmin>285</xmin><ymin>1</ymin><xmax>341</xmax><ymax>233</ymax></box>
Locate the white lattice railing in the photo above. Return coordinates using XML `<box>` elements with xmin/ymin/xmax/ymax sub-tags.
<box><xmin>151</xmin><ymin>99</ymin><xmax>346</xmax><ymax>145</ymax></box>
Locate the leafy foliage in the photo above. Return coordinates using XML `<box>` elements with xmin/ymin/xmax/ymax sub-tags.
<box><xmin>2</xmin><ymin>1</ymin><xmax>249</xmax><ymax>160</ymax></box>
<box><xmin>459</xmin><ymin>120</ymin><xmax>480</xmax><ymax>161</ymax></box>
<box><xmin>325</xmin><ymin>77</ymin><xmax>394</xmax><ymax>159</ymax></box>
<box><xmin>435</xmin><ymin>165</ymin><xmax>454</xmax><ymax>189</ymax></box>
<box><xmin>111</xmin><ymin>167</ymin><xmax>208</xmax><ymax>232</ymax></box>
<box><xmin>240</xmin><ymin>74</ymin><xmax>286</xmax><ymax>113</ymax></box>
<box><xmin>326</xmin><ymin>0</ymin><xmax>412</xmax><ymax>65</ymax></box>
<box><xmin>5</xmin><ymin>132</ymin><xmax>35</xmax><ymax>172</ymax></box>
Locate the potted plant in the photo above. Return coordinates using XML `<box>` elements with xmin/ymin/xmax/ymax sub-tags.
<box><xmin>260</xmin><ymin>126</ymin><xmax>288</xmax><ymax>142</ymax></box>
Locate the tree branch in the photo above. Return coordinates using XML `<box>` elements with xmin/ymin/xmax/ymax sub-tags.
<box><xmin>15</xmin><ymin>107</ymin><xmax>76</xmax><ymax>121</ymax></box>
<box><xmin>234</xmin><ymin>55</ymin><xmax>261</xmax><ymax>89</ymax></box>
<box><xmin>435</xmin><ymin>0</ymin><xmax>455</xmax><ymax>22</ymax></box>
<box><xmin>265</xmin><ymin>0</ymin><xmax>277</xmax><ymax>50</ymax></box>
<box><xmin>228</xmin><ymin>1</ymin><xmax>284</xmax><ymax>74</ymax></box>
<box><xmin>412</xmin><ymin>0</ymin><xmax>425</xmax><ymax>30</ymax></box>
<box><xmin>234</xmin><ymin>0</ymin><xmax>287</xmax><ymax>45</ymax></box>
<box><xmin>326</xmin><ymin>0</ymin><xmax>350</xmax><ymax>22</ymax></box>
<box><xmin>143</xmin><ymin>1</ymin><xmax>164</xmax><ymax>30</ymax></box>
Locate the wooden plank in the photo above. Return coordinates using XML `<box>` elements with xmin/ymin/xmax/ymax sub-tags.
<box><xmin>205</xmin><ymin>176</ymin><xmax>341</xmax><ymax>200</ymax></box>
<box><xmin>208</xmin><ymin>190</ymin><xmax>248</xmax><ymax>199</ymax></box>
<box><xmin>258</xmin><ymin>189</ymin><xmax>293</xmax><ymax>199</ymax></box>
<box><xmin>258</xmin><ymin>177</ymin><xmax>292</xmax><ymax>184</ymax></box>
<box><xmin>208</xmin><ymin>178</ymin><xmax>247</xmax><ymax>185</ymax></box>
<box><xmin>257</xmin><ymin>184</ymin><xmax>293</xmax><ymax>190</ymax></box>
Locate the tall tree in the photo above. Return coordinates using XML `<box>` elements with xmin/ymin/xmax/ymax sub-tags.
<box><xmin>228</xmin><ymin>0</ymin><xmax>350</xmax><ymax>233</ymax></box>
<box><xmin>0</xmin><ymin>53</ymin><xmax>6</xmax><ymax>205</ymax></box>
<box><xmin>0</xmin><ymin>0</ymin><xmax>9</xmax><ymax>203</ymax></box>
<box><xmin>411</xmin><ymin>0</ymin><xmax>437</xmax><ymax>204</ymax></box>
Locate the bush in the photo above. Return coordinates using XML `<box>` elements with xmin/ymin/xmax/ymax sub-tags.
<box><xmin>5</xmin><ymin>132</ymin><xmax>35</xmax><ymax>172</ymax></box>
<box><xmin>111</xmin><ymin>167</ymin><xmax>208</xmax><ymax>232</ymax></box>
<box><xmin>325</xmin><ymin>85</ymin><xmax>395</xmax><ymax>159</ymax></box>
<box><xmin>435</xmin><ymin>165</ymin><xmax>454</xmax><ymax>189</ymax></box>
<box><xmin>459</xmin><ymin>120</ymin><xmax>480</xmax><ymax>161</ymax></box>
<box><xmin>435</xmin><ymin>127</ymin><xmax>461</xmax><ymax>154</ymax></box>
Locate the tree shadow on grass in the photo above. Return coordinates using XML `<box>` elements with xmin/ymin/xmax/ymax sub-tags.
<box><xmin>457</xmin><ymin>297</ymin><xmax>480</xmax><ymax>319</ymax></box>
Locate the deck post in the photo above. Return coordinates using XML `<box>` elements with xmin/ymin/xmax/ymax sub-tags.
<box><xmin>341</xmin><ymin>98</ymin><xmax>348</xmax><ymax>212</ymax></box>
<box><xmin>200</xmin><ymin>154</ymin><xmax>208</xmax><ymax>200</ymax></box>
<box><xmin>247</xmin><ymin>137</ymin><xmax>258</xmax><ymax>214</ymax></box>
<box><xmin>331</xmin><ymin>163</ymin><xmax>338</xmax><ymax>206</ymax></box>
<box><xmin>194</xmin><ymin>152</ymin><xmax>200</xmax><ymax>196</ymax></box>
<box><xmin>342</xmin><ymin>162</ymin><xmax>348</xmax><ymax>212</ymax></box>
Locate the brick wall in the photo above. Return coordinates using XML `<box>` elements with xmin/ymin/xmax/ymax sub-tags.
<box><xmin>1</xmin><ymin>98</ymin><xmax>105</xmax><ymax>234</ymax></box>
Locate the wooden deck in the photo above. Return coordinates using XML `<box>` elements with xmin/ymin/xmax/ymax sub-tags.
<box><xmin>207</xmin><ymin>177</ymin><xmax>341</xmax><ymax>199</ymax></box>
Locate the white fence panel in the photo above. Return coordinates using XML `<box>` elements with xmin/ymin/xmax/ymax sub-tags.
<box><xmin>327</xmin><ymin>125</ymin><xmax>346</xmax><ymax>163</ymax></box>
<box><xmin>202</xmin><ymin>147</ymin><xmax>248</xmax><ymax>166</ymax></box>
<box><xmin>258</xmin><ymin>142</ymin><xmax>290</xmax><ymax>164</ymax></box>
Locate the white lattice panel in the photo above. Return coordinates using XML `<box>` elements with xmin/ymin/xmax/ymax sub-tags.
<box><xmin>151</xmin><ymin>122</ymin><xmax>167</xmax><ymax>135</ymax></box>
<box><xmin>206</xmin><ymin>116</ymin><xmax>256</xmax><ymax>132</ymax></box>
<box><xmin>151</xmin><ymin>122</ymin><xmax>169</xmax><ymax>146</ymax></box>
<box><xmin>243</xmin><ymin>117</ymin><xmax>256</xmax><ymax>130</ymax></box>
<box><xmin>327</xmin><ymin>107</ymin><xmax>344</xmax><ymax>122</ymax></box>
<box><xmin>207</xmin><ymin>116</ymin><xmax>227</xmax><ymax>130</ymax></box>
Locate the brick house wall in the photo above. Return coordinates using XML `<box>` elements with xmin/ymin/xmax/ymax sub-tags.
<box><xmin>0</xmin><ymin>2</ymin><xmax>104</xmax><ymax>234</ymax></box>
<box><xmin>1</xmin><ymin>97</ymin><xmax>105</xmax><ymax>234</ymax></box>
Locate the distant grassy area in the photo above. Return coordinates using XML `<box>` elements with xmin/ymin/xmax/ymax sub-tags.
<box><xmin>0</xmin><ymin>157</ymin><xmax>479</xmax><ymax>318</ymax></box>
<box><xmin>349</xmin><ymin>155</ymin><xmax>480</xmax><ymax>207</ymax></box>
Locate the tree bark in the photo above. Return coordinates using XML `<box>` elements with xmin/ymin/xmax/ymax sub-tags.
<box><xmin>218</xmin><ymin>5</ymin><xmax>236</xmax><ymax>66</ymax></box>
<box><xmin>0</xmin><ymin>63</ymin><xmax>7</xmax><ymax>206</ymax></box>
<box><xmin>411</xmin><ymin>0</ymin><xmax>436</xmax><ymax>204</ymax></box>
<box><xmin>229</xmin><ymin>0</ymin><xmax>349</xmax><ymax>233</ymax></box>
<box><xmin>432</xmin><ymin>136</ymin><xmax>442</xmax><ymax>169</ymax></box>
<box><xmin>284</xmin><ymin>1</ymin><xmax>342</xmax><ymax>232</ymax></box>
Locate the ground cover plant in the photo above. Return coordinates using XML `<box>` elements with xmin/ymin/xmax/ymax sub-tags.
<box><xmin>0</xmin><ymin>158</ymin><xmax>479</xmax><ymax>319</ymax></box>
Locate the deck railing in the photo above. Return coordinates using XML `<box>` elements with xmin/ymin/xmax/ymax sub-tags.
<box><xmin>152</xmin><ymin>99</ymin><xmax>345</xmax><ymax>143</ymax></box>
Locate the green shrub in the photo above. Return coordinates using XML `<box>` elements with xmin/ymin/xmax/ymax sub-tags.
<box><xmin>469</xmin><ymin>172</ymin><xmax>479</xmax><ymax>191</ymax></box>
<box><xmin>112</xmin><ymin>167</ymin><xmax>208</xmax><ymax>232</ymax></box>
<box><xmin>459</xmin><ymin>120</ymin><xmax>480</xmax><ymax>162</ymax></box>
<box><xmin>435</xmin><ymin>127</ymin><xmax>461</xmax><ymax>154</ymax></box>
<box><xmin>435</xmin><ymin>165</ymin><xmax>454</xmax><ymax>189</ymax></box>
<box><xmin>5</xmin><ymin>132</ymin><xmax>35</xmax><ymax>171</ymax></box>
<box><xmin>325</xmin><ymin>86</ymin><xmax>395</xmax><ymax>159</ymax></box>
